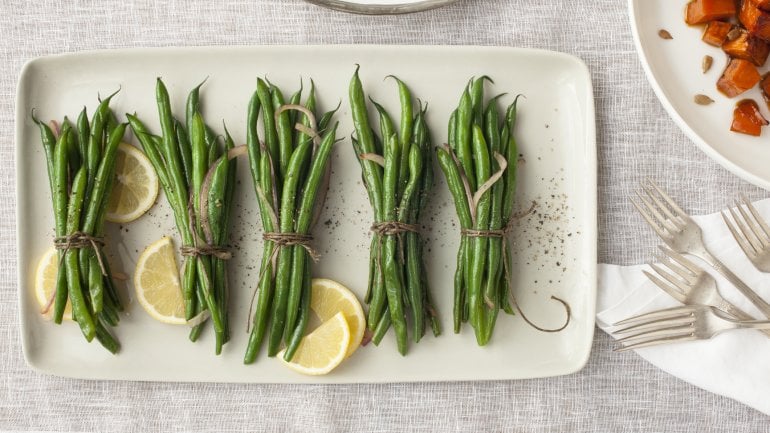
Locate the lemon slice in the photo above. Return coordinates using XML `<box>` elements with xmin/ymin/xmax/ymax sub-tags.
<box><xmin>278</xmin><ymin>311</ymin><xmax>350</xmax><ymax>375</ymax></box>
<box><xmin>310</xmin><ymin>278</ymin><xmax>365</xmax><ymax>357</ymax></box>
<box><xmin>134</xmin><ymin>237</ymin><xmax>186</xmax><ymax>324</ymax></box>
<box><xmin>105</xmin><ymin>142</ymin><xmax>159</xmax><ymax>223</ymax></box>
<box><xmin>34</xmin><ymin>246</ymin><xmax>71</xmax><ymax>321</ymax></box>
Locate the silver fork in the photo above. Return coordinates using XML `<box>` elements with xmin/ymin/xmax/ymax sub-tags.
<box><xmin>721</xmin><ymin>194</ymin><xmax>770</xmax><ymax>272</ymax></box>
<box><xmin>611</xmin><ymin>305</ymin><xmax>770</xmax><ymax>351</ymax></box>
<box><xmin>645</xmin><ymin>246</ymin><xmax>770</xmax><ymax>337</ymax></box>
<box><xmin>631</xmin><ymin>179</ymin><xmax>770</xmax><ymax>319</ymax></box>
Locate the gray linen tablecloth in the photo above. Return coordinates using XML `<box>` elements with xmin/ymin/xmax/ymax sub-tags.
<box><xmin>2</xmin><ymin>0</ymin><xmax>769</xmax><ymax>431</ymax></box>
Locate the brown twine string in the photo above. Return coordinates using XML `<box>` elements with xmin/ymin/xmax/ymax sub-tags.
<box><xmin>372</xmin><ymin>221</ymin><xmax>420</xmax><ymax>266</ymax></box>
<box><xmin>245</xmin><ymin>231</ymin><xmax>320</xmax><ymax>333</ymax></box>
<box><xmin>179</xmin><ymin>245</ymin><xmax>232</xmax><ymax>260</ymax></box>
<box><xmin>370</xmin><ymin>221</ymin><xmax>420</xmax><ymax>236</ymax></box>
<box><xmin>53</xmin><ymin>232</ymin><xmax>107</xmax><ymax>275</ymax></box>
<box><xmin>262</xmin><ymin>232</ymin><xmax>320</xmax><ymax>262</ymax></box>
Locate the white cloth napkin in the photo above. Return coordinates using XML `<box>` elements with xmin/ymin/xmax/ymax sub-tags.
<box><xmin>598</xmin><ymin>198</ymin><xmax>770</xmax><ymax>415</ymax></box>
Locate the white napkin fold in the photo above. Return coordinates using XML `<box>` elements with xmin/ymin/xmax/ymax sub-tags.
<box><xmin>598</xmin><ymin>198</ymin><xmax>770</xmax><ymax>415</ymax></box>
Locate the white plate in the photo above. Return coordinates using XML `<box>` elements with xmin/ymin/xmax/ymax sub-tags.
<box><xmin>630</xmin><ymin>0</ymin><xmax>770</xmax><ymax>190</ymax></box>
<box><xmin>16</xmin><ymin>45</ymin><xmax>596</xmax><ymax>383</ymax></box>
<box><xmin>304</xmin><ymin>0</ymin><xmax>458</xmax><ymax>14</ymax></box>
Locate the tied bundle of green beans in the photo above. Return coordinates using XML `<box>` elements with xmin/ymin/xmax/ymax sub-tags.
<box><xmin>349</xmin><ymin>67</ymin><xmax>440</xmax><ymax>356</ymax></box>
<box><xmin>128</xmin><ymin>79</ymin><xmax>238</xmax><ymax>355</ymax></box>
<box><xmin>437</xmin><ymin>77</ymin><xmax>520</xmax><ymax>346</ymax></box>
<box><xmin>34</xmin><ymin>92</ymin><xmax>126</xmax><ymax>354</ymax></box>
<box><xmin>244</xmin><ymin>78</ymin><xmax>340</xmax><ymax>364</ymax></box>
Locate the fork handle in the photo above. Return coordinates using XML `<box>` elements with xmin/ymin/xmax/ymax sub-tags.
<box><xmin>700</xmin><ymin>250</ymin><xmax>770</xmax><ymax>319</ymax></box>
<box><xmin>715</xmin><ymin>301</ymin><xmax>770</xmax><ymax>337</ymax></box>
<box><xmin>734</xmin><ymin>321</ymin><xmax>770</xmax><ymax>330</ymax></box>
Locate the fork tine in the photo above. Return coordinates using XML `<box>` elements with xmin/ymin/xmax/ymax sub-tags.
<box><xmin>643</xmin><ymin>270</ymin><xmax>687</xmax><ymax>303</ymax></box>
<box><xmin>645</xmin><ymin>179</ymin><xmax>689</xmax><ymax>219</ymax></box>
<box><xmin>614</xmin><ymin>333</ymin><xmax>697</xmax><ymax>352</ymax></box>
<box><xmin>653</xmin><ymin>252</ymin><xmax>695</xmax><ymax>284</ymax></box>
<box><xmin>612</xmin><ymin>305</ymin><xmax>694</xmax><ymax>326</ymax></box>
<box><xmin>723</xmin><ymin>210</ymin><xmax>758</xmax><ymax>256</ymax></box>
<box><xmin>741</xmin><ymin>194</ymin><xmax>770</xmax><ymax>242</ymax></box>
<box><xmin>648</xmin><ymin>263</ymin><xmax>693</xmax><ymax>295</ymax></box>
<box><xmin>637</xmin><ymin>192</ymin><xmax>680</xmax><ymax>233</ymax></box>
<box><xmin>642</xmin><ymin>183</ymin><xmax>682</xmax><ymax>228</ymax></box>
<box><xmin>659</xmin><ymin>246</ymin><xmax>701</xmax><ymax>275</ymax></box>
<box><xmin>631</xmin><ymin>197</ymin><xmax>667</xmax><ymax>239</ymax></box>
<box><xmin>615</xmin><ymin>322</ymin><xmax>695</xmax><ymax>343</ymax></box>
<box><xmin>729</xmin><ymin>205</ymin><xmax>763</xmax><ymax>253</ymax></box>
<box><xmin>736</xmin><ymin>197</ymin><xmax>770</xmax><ymax>247</ymax></box>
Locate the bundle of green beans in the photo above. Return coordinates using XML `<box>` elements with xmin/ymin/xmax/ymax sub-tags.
<box><xmin>437</xmin><ymin>77</ymin><xmax>519</xmax><ymax>345</ymax></box>
<box><xmin>348</xmin><ymin>67</ymin><xmax>440</xmax><ymax>356</ymax></box>
<box><xmin>128</xmin><ymin>79</ymin><xmax>238</xmax><ymax>355</ymax></box>
<box><xmin>244</xmin><ymin>78</ymin><xmax>340</xmax><ymax>363</ymax></box>
<box><xmin>34</xmin><ymin>93</ymin><xmax>126</xmax><ymax>354</ymax></box>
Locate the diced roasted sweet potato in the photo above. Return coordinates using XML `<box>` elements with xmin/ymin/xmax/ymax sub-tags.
<box><xmin>703</xmin><ymin>21</ymin><xmax>733</xmax><ymax>46</ymax></box>
<box><xmin>722</xmin><ymin>29</ymin><xmax>770</xmax><ymax>66</ymax></box>
<box><xmin>760</xmin><ymin>73</ymin><xmax>770</xmax><ymax>109</ymax></box>
<box><xmin>717</xmin><ymin>58</ymin><xmax>762</xmax><ymax>97</ymax></box>
<box><xmin>741</xmin><ymin>0</ymin><xmax>770</xmax><ymax>41</ymax></box>
<box><xmin>731</xmin><ymin>99</ymin><xmax>768</xmax><ymax>136</ymax></box>
<box><xmin>686</xmin><ymin>0</ymin><xmax>737</xmax><ymax>25</ymax></box>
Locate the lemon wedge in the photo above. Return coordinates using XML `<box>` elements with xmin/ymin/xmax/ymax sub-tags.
<box><xmin>310</xmin><ymin>278</ymin><xmax>365</xmax><ymax>357</ymax></box>
<box><xmin>34</xmin><ymin>246</ymin><xmax>71</xmax><ymax>321</ymax></box>
<box><xmin>278</xmin><ymin>311</ymin><xmax>351</xmax><ymax>375</ymax></box>
<box><xmin>134</xmin><ymin>236</ymin><xmax>186</xmax><ymax>324</ymax></box>
<box><xmin>105</xmin><ymin>142</ymin><xmax>159</xmax><ymax>223</ymax></box>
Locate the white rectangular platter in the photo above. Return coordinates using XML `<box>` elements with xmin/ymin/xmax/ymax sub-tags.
<box><xmin>16</xmin><ymin>45</ymin><xmax>596</xmax><ymax>383</ymax></box>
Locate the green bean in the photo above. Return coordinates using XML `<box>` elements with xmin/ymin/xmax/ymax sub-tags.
<box><xmin>287</xmin><ymin>81</ymin><xmax>303</xmax><ymax>134</ymax></box>
<box><xmin>470</xmin><ymin>76</ymin><xmax>491</xmax><ymax>125</ymax></box>
<box><xmin>50</xmin><ymin>125</ymin><xmax>71</xmax><ymax>324</ymax></box>
<box><xmin>76</xmin><ymin>108</ymin><xmax>90</xmax><ymax>167</ymax></box>
<box><xmin>220</xmin><ymin>129</ymin><xmax>237</xmax><ymax>342</ymax></box>
<box><xmin>191</xmin><ymin>112</ymin><xmax>224</xmax><ymax>346</ymax></box>
<box><xmin>349</xmin><ymin>66</ymin><xmax>384</xmax><ymax>222</ymax></box>
<box><xmin>390</xmin><ymin>77</ymin><xmax>413</xmax><ymax>198</ymax></box>
<box><xmin>32</xmin><ymin>115</ymin><xmax>57</xmax><ymax>208</ymax></box>
<box><xmin>398</xmin><ymin>145</ymin><xmax>423</xmax><ymax>341</ymax></box>
<box><xmin>246</xmin><ymin>90</ymin><xmax>261</xmax><ymax>172</ymax></box>
<box><xmin>268</xmin><ymin>140</ymin><xmax>312</xmax><ymax>356</ymax></box>
<box><xmin>126</xmin><ymin>116</ymin><xmax>171</xmax><ymax>195</ymax></box>
<box><xmin>271</xmin><ymin>84</ymin><xmax>292</xmax><ymax>180</ymax></box>
<box><xmin>455</xmin><ymin>85</ymin><xmax>475</xmax><ymax>191</ymax></box>
<box><xmin>318</xmin><ymin>103</ymin><xmax>340</xmax><ymax>135</ymax></box>
<box><xmin>372</xmin><ymin>306</ymin><xmax>391</xmax><ymax>345</ymax></box>
<box><xmin>352</xmin><ymin>135</ymin><xmax>384</xmax><ymax>326</ymax></box>
<box><xmin>295</xmin><ymin>80</ymin><xmax>316</xmax><ymax>147</ymax></box>
<box><xmin>61</xmin><ymin>118</ymin><xmax>81</xmax><ymax>172</ymax></box>
<box><xmin>81</xmin><ymin>124</ymin><xmax>126</xmax><ymax>233</ymax></box>
<box><xmin>283</xmin><ymin>259</ymin><xmax>311</xmax><ymax>361</ymax></box>
<box><xmin>437</xmin><ymin>148</ymin><xmax>474</xmax><ymax>332</ymax></box>
<box><xmin>244</xmin><ymin>153</ymin><xmax>278</xmax><ymax>364</ymax></box>
<box><xmin>156</xmin><ymin>79</ymin><xmax>189</xmax><ymax>218</ymax></box>
<box><xmin>257</xmin><ymin>79</ymin><xmax>279</xmax><ymax>182</ymax></box>
<box><xmin>483</xmin><ymin>96</ymin><xmax>504</xmax><ymax>308</ymax></box>
<box><xmin>64</xmin><ymin>168</ymin><xmax>95</xmax><ymax>340</ymax></box>
<box><xmin>502</xmin><ymin>98</ymin><xmax>520</xmax><ymax>222</ymax></box>
<box><xmin>370</xmin><ymin>99</ymin><xmax>395</xmax><ymax>145</ymax></box>
<box><xmin>468</xmin><ymin>126</ymin><xmax>492</xmax><ymax>342</ymax></box>
<box><xmin>175</xmin><ymin>119</ymin><xmax>193</xmax><ymax>187</ymax></box>
<box><xmin>186</xmin><ymin>80</ymin><xmax>204</xmax><ymax>137</ymax></box>
<box><xmin>95</xmin><ymin>320</ymin><xmax>120</xmax><ymax>354</ymax></box>
<box><xmin>382</xmin><ymin>133</ymin><xmax>408</xmax><ymax>355</ymax></box>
